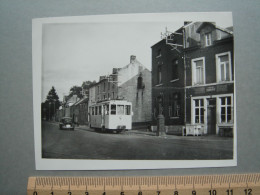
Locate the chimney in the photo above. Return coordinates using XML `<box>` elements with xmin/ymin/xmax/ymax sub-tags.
<box><xmin>112</xmin><ymin>68</ymin><xmax>119</xmax><ymax>74</ymax></box>
<box><xmin>184</xmin><ymin>21</ymin><xmax>192</xmax><ymax>25</ymax></box>
<box><xmin>130</xmin><ymin>55</ymin><xmax>136</xmax><ymax>63</ymax></box>
<box><xmin>99</xmin><ymin>76</ymin><xmax>106</xmax><ymax>81</ymax></box>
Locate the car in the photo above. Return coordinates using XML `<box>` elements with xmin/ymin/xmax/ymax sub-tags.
<box><xmin>59</xmin><ymin>117</ymin><xmax>75</xmax><ymax>130</ymax></box>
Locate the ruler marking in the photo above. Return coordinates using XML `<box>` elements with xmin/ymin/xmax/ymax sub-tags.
<box><xmin>192</xmin><ymin>176</ymin><xmax>195</xmax><ymax>190</ymax></box>
<box><xmin>255</xmin><ymin>174</ymin><xmax>258</xmax><ymax>183</ymax></box>
<box><xmin>28</xmin><ymin>174</ymin><xmax>260</xmax><ymax>194</ymax></box>
<box><xmin>51</xmin><ymin>179</ymin><xmax>53</xmax><ymax>192</ymax></box>
<box><xmin>33</xmin><ymin>177</ymin><xmax>37</xmax><ymax>192</ymax></box>
<box><xmin>86</xmin><ymin>178</ymin><xmax>88</xmax><ymax>192</ymax></box>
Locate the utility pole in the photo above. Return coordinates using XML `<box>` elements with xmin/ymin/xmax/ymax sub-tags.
<box><xmin>53</xmin><ymin>100</ymin><xmax>56</xmax><ymax>121</ymax></box>
<box><xmin>49</xmin><ymin>102</ymin><xmax>51</xmax><ymax>121</ymax></box>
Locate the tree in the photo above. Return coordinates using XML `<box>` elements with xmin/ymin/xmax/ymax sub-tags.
<box><xmin>42</xmin><ymin>86</ymin><xmax>61</xmax><ymax>121</ymax></box>
<box><xmin>82</xmin><ymin>80</ymin><xmax>96</xmax><ymax>89</ymax></box>
<box><xmin>68</xmin><ymin>86</ymin><xmax>83</xmax><ymax>99</ymax></box>
<box><xmin>81</xmin><ymin>80</ymin><xmax>96</xmax><ymax>97</ymax></box>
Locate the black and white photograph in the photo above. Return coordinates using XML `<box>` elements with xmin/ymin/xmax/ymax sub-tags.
<box><xmin>33</xmin><ymin>12</ymin><xmax>237</xmax><ymax>170</ymax></box>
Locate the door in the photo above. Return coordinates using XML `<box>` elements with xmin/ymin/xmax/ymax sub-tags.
<box><xmin>102</xmin><ymin>105</ymin><xmax>106</xmax><ymax>128</ymax></box>
<box><xmin>207</xmin><ymin>98</ymin><xmax>216</xmax><ymax>134</ymax></box>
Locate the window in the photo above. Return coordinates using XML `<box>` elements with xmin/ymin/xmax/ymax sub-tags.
<box><xmin>157</xmin><ymin>49</ymin><xmax>161</xmax><ymax>57</ymax></box>
<box><xmin>205</xmin><ymin>33</ymin><xmax>212</xmax><ymax>46</ymax></box>
<box><xmin>97</xmin><ymin>86</ymin><xmax>100</xmax><ymax>94</ymax></box>
<box><xmin>117</xmin><ymin>105</ymin><xmax>124</xmax><ymax>115</ymax></box>
<box><xmin>192</xmin><ymin>57</ymin><xmax>205</xmax><ymax>85</ymax></box>
<box><xmin>91</xmin><ymin>107</ymin><xmax>94</xmax><ymax>115</ymax></box>
<box><xmin>220</xmin><ymin>96</ymin><xmax>232</xmax><ymax>123</ymax></box>
<box><xmin>137</xmin><ymin>74</ymin><xmax>143</xmax><ymax>89</ymax></box>
<box><xmin>172</xmin><ymin>59</ymin><xmax>179</xmax><ymax>80</ymax></box>
<box><xmin>169</xmin><ymin>93</ymin><xmax>180</xmax><ymax>117</ymax></box>
<box><xmin>216</xmin><ymin>52</ymin><xmax>232</xmax><ymax>82</ymax></box>
<box><xmin>105</xmin><ymin>104</ymin><xmax>109</xmax><ymax>115</ymax></box>
<box><xmin>95</xmin><ymin>106</ymin><xmax>98</xmax><ymax>115</ymax></box>
<box><xmin>126</xmin><ymin>105</ymin><xmax>131</xmax><ymax>115</ymax></box>
<box><xmin>111</xmin><ymin>104</ymin><xmax>116</xmax><ymax>115</ymax></box>
<box><xmin>103</xmin><ymin>82</ymin><xmax>106</xmax><ymax>92</ymax></box>
<box><xmin>194</xmin><ymin>99</ymin><xmax>204</xmax><ymax>123</ymax></box>
<box><xmin>98</xmin><ymin>106</ymin><xmax>102</xmax><ymax>115</ymax></box>
<box><xmin>158</xmin><ymin>65</ymin><xmax>162</xmax><ymax>84</ymax></box>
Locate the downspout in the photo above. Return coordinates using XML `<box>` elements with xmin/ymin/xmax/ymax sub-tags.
<box><xmin>183</xmin><ymin>27</ymin><xmax>187</xmax><ymax>134</ymax></box>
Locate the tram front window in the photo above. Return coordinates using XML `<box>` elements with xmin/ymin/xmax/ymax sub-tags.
<box><xmin>111</xmin><ymin>104</ymin><xmax>116</xmax><ymax>115</ymax></box>
<box><xmin>117</xmin><ymin>105</ymin><xmax>124</xmax><ymax>115</ymax></box>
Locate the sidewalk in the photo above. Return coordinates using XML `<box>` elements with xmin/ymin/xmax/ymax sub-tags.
<box><xmin>75</xmin><ymin>124</ymin><xmax>232</xmax><ymax>141</ymax></box>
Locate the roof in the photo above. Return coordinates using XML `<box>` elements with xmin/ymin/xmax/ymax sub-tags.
<box><xmin>93</xmin><ymin>99</ymin><xmax>131</xmax><ymax>105</ymax></box>
<box><xmin>196</xmin><ymin>22</ymin><xmax>216</xmax><ymax>32</ymax></box>
<box><xmin>196</xmin><ymin>22</ymin><xmax>233</xmax><ymax>35</ymax></box>
<box><xmin>74</xmin><ymin>97</ymin><xmax>88</xmax><ymax>106</ymax></box>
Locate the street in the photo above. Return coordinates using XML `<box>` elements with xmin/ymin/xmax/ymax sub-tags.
<box><xmin>42</xmin><ymin>121</ymin><xmax>233</xmax><ymax>160</ymax></box>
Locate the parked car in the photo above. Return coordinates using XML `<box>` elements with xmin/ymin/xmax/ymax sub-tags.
<box><xmin>59</xmin><ymin>117</ymin><xmax>75</xmax><ymax>130</ymax></box>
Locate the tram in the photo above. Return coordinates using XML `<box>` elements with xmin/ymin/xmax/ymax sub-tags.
<box><xmin>89</xmin><ymin>100</ymin><xmax>132</xmax><ymax>133</ymax></box>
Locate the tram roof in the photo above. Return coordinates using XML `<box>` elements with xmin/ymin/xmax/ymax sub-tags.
<box><xmin>93</xmin><ymin>99</ymin><xmax>131</xmax><ymax>105</ymax></box>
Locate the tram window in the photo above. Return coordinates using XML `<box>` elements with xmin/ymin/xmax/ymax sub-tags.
<box><xmin>111</xmin><ymin>104</ymin><xmax>116</xmax><ymax>115</ymax></box>
<box><xmin>91</xmin><ymin>107</ymin><xmax>94</xmax><ymax>115</ymax></box>
<box><xmin>126</xmin><ymin>105</ymin><xmax>131</xmax><ymax>115</ymax></box>
<box><xmin>106</xmin><ymin>104</ymin><xmax>109</xmax><ymax>115</ymax></box>
<box><xmin>117</xmin><ymin>105</ymin><xmax>124</xmax><ymax>115</ymax></box>
<box><xmin>95</xmin><ymin>106</ymin><xmax>98</xmax><ymax>115</ymax></box>
<box><xmin>99</xmin><ymin>106</ymin><xmax>102</xmax><ymax>115</ymax></box>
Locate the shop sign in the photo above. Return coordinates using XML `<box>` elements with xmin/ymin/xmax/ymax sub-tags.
<box><xmin>217</xmin><ymin>84</ymin><xmax>228</xmax><ymax>92</ymax></box>
<box><xmin>194</xmin><ymin>87</ymin><xmax>205</xmax><ymax>94</ymax></box>
<box><xmin>206</xmin><ymin>86</ymin><xmax>216</xmax><ymax>92</ymax></box>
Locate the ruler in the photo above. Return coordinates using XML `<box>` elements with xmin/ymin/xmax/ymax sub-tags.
<box><xmin>28</xmin><ymin>173</ymin><xmax>260</xmax><ymax>195</ymax></box>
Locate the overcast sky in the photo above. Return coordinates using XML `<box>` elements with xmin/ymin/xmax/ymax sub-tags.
<box><xmin>41</xmin><ymin>12</ymin><xmax>233</xmax><ymax>102</ymax></box>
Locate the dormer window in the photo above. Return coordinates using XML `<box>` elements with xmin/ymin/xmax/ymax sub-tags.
<box><xmin>205</xmin><ymin>32</ymin><xmax>212</xmax><ymax>46</ymax></box>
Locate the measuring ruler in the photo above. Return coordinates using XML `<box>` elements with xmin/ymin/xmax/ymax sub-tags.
<box><xmin>28</xmin><ymin>173</ymin><xmax>260</xmax><ymax>195</ymax></box>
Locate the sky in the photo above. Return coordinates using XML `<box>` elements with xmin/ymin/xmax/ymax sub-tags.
<box><xmin>41</xmin><ymin>12</ymin><xmax>233</xmax><ymax>102</ymax></box>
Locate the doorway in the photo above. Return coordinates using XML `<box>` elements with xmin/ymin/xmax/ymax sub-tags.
<box><xmin>207</xmin><ymin>98</ymin><xmax>216</xmax><ymax>134</ymax></box>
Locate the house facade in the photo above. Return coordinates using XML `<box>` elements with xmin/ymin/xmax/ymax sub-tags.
<box><xmin>185</xmin><ymin>22</ymin><xmax>234</xmax><ymax>136</ymax></box>
<box><xmin>151</xmin><ymin>22</ymin><xmax>234</xmax><ymax>136</ymax></box>
<box><xmin>69</xmin><ymin>97</ymin><xmax>89</xmax><ymax>125</ymax></box>
<box><xmin>151</xmin><ymin>27</ymin><xmax>185</xmax><ymax>135</ymax></box>
<box><xmin>89</xmin><ymin>55</ymin><xmax>152</xmax><ymax>126</ymax></box>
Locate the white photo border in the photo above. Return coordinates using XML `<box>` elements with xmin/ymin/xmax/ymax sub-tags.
<box><xmin>33</xmin><ymin>12</ymin><xmax>237</xmax><ymax>170</ymax></box>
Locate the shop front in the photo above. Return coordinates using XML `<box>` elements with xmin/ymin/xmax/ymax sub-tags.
<box><xmin>187</xmin><ymin>83</ymin><xmax>234</xmax><ymax>136</ymax></box>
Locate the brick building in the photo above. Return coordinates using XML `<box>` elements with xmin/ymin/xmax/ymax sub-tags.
<box><xmin>89</xmin><ymin>55</ymin><xmax>152</xmax><ymax>126</ymax></box>
<box><xmin>151</xmin><ymin>22</ymin><xmax>234</xmax><ymax>136</ymax></box>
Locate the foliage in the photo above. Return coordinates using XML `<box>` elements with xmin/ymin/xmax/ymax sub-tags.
<box><xmin>41</xmin><ymin>86</ymin><xmax>61</xmax><ymax>120</ymax></box>
<box><xmin>68</xmin><ymin>86</ymin><xmax>83</xmax><ymax>99</ymax></box>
